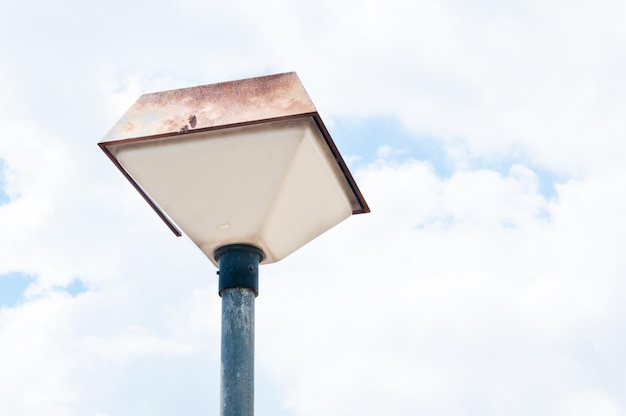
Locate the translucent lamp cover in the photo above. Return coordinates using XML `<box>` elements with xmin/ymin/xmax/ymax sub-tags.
<box><xmin>99</xmin><ymin>72</ymin><xmax>369</xmax><ymax>265</ymax></box>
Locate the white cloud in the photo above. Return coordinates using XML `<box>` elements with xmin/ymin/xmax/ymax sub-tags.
<box><xmin>1</xmin><ymin>0</ymin><xmax>626</xmax><ymax>414</ymax></box>
<box><xmin>256</xmin><ymin>159</ymin><xmax>626</xmax><ymax>415</ymax></box>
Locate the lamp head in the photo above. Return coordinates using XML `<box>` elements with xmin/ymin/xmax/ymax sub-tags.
<box><xmin>99</xmin><ymin>72</ymin><xmax>369</xmax><ymax>265</ymax></box>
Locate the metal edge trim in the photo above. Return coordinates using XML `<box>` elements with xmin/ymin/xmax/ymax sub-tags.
<box><xmin>311</xmin><ymin>115</ymin><xmax>371</xmax><ymax>215</ymax></box>
<box><xmin>97</xmin><ymin>142</ymin><xmax>183</xmax><ymax>237</ymax></box>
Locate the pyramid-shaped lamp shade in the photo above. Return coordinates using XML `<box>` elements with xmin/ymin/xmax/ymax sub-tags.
<box><xmin>99</xmin><ymin>72</ymin><xmax>369</xmax><ymax>265</ymax></box>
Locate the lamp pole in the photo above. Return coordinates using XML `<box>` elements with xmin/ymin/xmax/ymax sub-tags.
<box><xmin>215</xmin><ymin>244</ymin><xmax>264</xmax><ymax>416</ymax></box>
<box><xmin>98</xmin><ymin>72</ymin><xmax>370</xmax><ymax>416</ymax></box>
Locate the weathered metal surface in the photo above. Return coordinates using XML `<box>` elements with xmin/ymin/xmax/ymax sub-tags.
<box><xmin>218</xmin><ymin>245</ymin><xmax>262</xmax><ymax>416</ymax></box>
<box><xmin>221</xmin><ymin>288</ymin><xmax>256</xmax><ymax>416</ymax></box>
<box><xmin>100</xmin><ymin>72</ymin><xmax>316</xmax><ymax>143</ymax></box>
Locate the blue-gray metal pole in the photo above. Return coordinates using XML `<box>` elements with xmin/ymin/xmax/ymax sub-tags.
<box><xmin>215</xmin><ymin>244</ymin><xmax>264</xmax><ymax>416</ymax></box>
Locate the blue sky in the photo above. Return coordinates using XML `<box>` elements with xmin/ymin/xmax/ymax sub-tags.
<box><xmin>0</xmin><ymin>158</ymin><xmax>9</xmax><ymax>205</ymax></box>
<box><xmin>0</xmin><ymin>272</ymin><xmax>87</xmax><ymax>308</ymax></box>
<box><xmin>1</xmin><ymin>0</ymin><xmax>626</xmax><ymax>415</ymax></box>
<box><xmin>0</xmin><ymin>272</ymin><xmax>33</xmax><ymax>308</ymax></box>
<box><xmin>334</xmin><ymin>116</ymin><xmax>563</xmax><ymax>199</ymax></box>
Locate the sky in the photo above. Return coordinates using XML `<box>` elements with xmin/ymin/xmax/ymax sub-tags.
<box><xmin>1</xmin><ymin>0</ymin><xmax>626</xmax><ymax>415</ymax></box>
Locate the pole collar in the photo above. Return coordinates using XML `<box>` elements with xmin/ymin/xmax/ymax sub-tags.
<box><xmin>215</xmin><ymin>244</ymin><xmax>265</xmax><ymax>297</ymax></box>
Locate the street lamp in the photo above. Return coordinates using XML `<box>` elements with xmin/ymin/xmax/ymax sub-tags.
<box><xmin>99</xmin><ymin>72</ymin><xmax>369</xmax><ymax>415</ymax></box>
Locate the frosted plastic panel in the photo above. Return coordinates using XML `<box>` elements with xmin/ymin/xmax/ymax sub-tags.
<box><xmin>111</xmin><ymin>118</ymin><xmax>353</xmax><ymax>265</ymax></box>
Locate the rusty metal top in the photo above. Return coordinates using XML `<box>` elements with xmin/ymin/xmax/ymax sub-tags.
<box><xmin>100</xmin><ymin>72</ymin><xmax>317</xmax><ymax>143</ymax></box>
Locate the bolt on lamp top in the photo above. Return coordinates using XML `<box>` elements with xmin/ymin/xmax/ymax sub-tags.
<box><xmin>99</xmin><ymin>72</ymin><xmax>369</xmax><ymax>265</ymax></box>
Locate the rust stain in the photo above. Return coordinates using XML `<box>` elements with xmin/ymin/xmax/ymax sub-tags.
<box><xmin>161</xmin><ymin>117</ymin><xmax>182</xmax><ymax>132</ymax></box>
<box><xmin>101</xmin><ymin>72</ymin><xmax>316</xmax><ymax>143</ymax></box>
<box><xmin>122</xmin><ymin>122</ymin><xmax>135</xmax><ymax>132</ymax></box>
<box><xmin>134</xmin><ymin>73</ymin><xmax>311</xmax><ymax>114</ymax></box>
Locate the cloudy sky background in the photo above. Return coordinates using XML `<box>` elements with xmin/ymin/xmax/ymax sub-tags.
<box><xmin>1</xmin><ymin>0</ymin><xmax>626</xmax><ymax>414</ymax></box>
